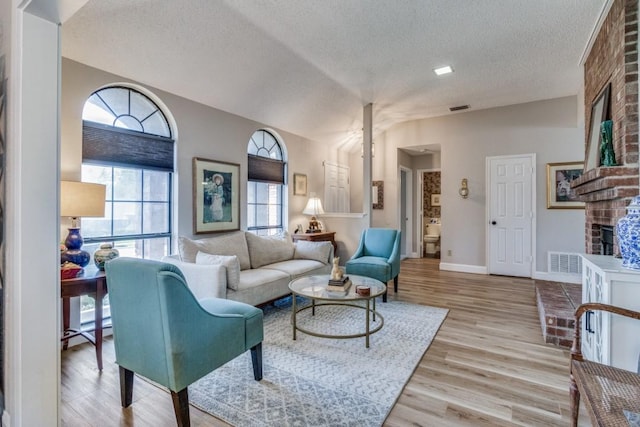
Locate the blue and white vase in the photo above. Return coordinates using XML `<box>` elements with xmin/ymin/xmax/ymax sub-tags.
<box><xmin>617</xmin><ymin>195</ymin><xmax>640</xmax><ymax>270</ymax></box>
<box><xmin>93</xmin><ymin>243</ymin><xmax>119</xmax><ymax>270</ymax></box>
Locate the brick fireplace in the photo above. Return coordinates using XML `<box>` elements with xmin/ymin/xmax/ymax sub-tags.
<box><xmin>571</xmin><ymin>0</ymin><xmax>639</xmax><ymax>255</ymax></box>
<box><xmin>537</xmin><ymin>0</ymin><xmax>638</xmax><ymax>350</ymax></box>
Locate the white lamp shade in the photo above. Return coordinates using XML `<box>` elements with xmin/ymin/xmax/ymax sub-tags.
<box><xmin>303</xmin><ymin>194</ymin><xmax>325</xmax><ymax>216</ymax></box>
<box><xmin>60</xmin><ymin>181</ymin><xmax>106</xmax><ymax>218</ymax></box>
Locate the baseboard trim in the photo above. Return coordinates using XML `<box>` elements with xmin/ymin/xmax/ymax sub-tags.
<box><xmin>533</xmin><ymin>271</ymin><xmax>581</xmax><ymax>284</ymax></box>
<box><xmin>439</xmin><ymin>263</ymin><xmax>488</xmax><ymax>275</ymax></box>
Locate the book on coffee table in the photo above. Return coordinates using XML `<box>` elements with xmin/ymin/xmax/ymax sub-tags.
<box><xmin>327</xmin><ymin>279</ymin><xmax>352</xmax><ymax>294</ymax></box>
<box><xmin>328</xmin><ymin>276</ymin><xmax>350</xmax><ymax>285</ymax></box>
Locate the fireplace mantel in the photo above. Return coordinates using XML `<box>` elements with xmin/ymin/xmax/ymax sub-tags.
<box><xmin>571</xmin><ymin>166</ymin><xmax>639</xmax><ymax>202</ymax></box>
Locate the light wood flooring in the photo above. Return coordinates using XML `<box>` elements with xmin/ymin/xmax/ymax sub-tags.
<box><xmin>61</xmin><ymin>258</ymin><xmax>590</xmax><ymax>426</ymax></box>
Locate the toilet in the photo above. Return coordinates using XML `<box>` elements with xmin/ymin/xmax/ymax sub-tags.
<box><xmin>424</xmin><ymin>222</ymin><xmax>441</xmax><ymax>256</ymax></box>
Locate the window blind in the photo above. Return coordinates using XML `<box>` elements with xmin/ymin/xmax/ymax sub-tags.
<box><xmin>82</xmin><ymin>121</ymin><xmax>174</xmax><ymax>172</ymax></box>
<box><xmin>247</xmin><ymin>154</ymin><xmax>285</xmax><ymax>184</ymax></box>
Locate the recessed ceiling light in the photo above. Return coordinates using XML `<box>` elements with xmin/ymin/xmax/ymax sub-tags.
<box><xmin>434</xmin><ymin>65</ymin><xmax>453</xmax><ymax>76</ymax></box>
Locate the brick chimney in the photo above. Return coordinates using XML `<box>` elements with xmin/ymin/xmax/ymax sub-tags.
<box><xmin>571</xmin><ymin>0</ymin><xmax>639</xmax><ymax>255</ymax></box>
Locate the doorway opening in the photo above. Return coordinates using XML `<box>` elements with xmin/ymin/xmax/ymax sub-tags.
<box><xmin>399</xmin><ymin>166</ymin><xmax>412</xmax><ymax>259</ymax></box>
<box><xmin>418</xmin><ymin>169</ymin><xmax>442</xmax><ymax>259</ymax></box>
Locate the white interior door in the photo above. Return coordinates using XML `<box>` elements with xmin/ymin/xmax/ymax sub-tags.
<box><xmin>487</xmin><ymin>154</ymin><xmax>535</xmax><ymax>277</ymax></box>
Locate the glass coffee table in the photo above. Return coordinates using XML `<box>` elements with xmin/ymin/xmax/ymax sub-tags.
<box><xmin>288</xmin><ymin>274</ymin><xmax>386</xmax><ymax>348</ymax></box>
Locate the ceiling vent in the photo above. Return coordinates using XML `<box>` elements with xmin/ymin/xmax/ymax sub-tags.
<box><xmin>449</xmin><ymin>105</ymin><xmax>469</xmax><ymax>112</ymax></box>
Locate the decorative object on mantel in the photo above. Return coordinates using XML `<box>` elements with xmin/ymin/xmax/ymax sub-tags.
<box><xmin>60</xmin><ymin>181</ymin><xmax>106</xmax><ymax>267</ymax></box>
<box><xmin>303</xmin><ymin>192</ymin><xmax>325</xmax><ymax>233</ymax></box>
<box><xmin>372</xmin><ymin>180</ymin><xmax>384</xmax><ymax>209</ymax></box>
<box><xmin>585</xmin><ymin>83</ymin><xmax>611</xmax><ymax>171</ymax></box>
<box><xmin>599</xmin><ymin>119</ymin><xmax>617</xmax><ymax>166</ymax></box>
<box><xmin>616</xmin><ymin>195</ymin><xmax>640</xmax><ymax>270</ymax></box>
<box><xmin>459</xmin><ymin>178</ymin><xmax>469</xmax><ymax>199</ymax></box>
<box><xmin>546</xmin><ymin>162</ymin><xmax>584</xmax><ymax>209</ymax></box>
<box><xmin>93</xmin><ymin>243</ymin><xmax>119</xmax><ymax>270</ymax></box>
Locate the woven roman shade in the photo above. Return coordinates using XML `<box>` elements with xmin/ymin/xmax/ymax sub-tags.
<box><xmin>247</xmin><ymin>154</ymin><xmax>285</xmax><ymax>184</ymax></box>
<box><xmin>82</xmin><ymin>121</ymin><xmax>175</xmax><ymax>172</ymax></box>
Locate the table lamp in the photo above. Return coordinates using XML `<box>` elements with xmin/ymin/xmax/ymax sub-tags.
<box><xmin>60</xmin><ymin>181</ymin><xmax>106</xmax><ymax>267</ymax></box>
<box><xmin>303</xmin><ymin>193</ymin><xmax>325</xmax><ymax>233</ymax></box>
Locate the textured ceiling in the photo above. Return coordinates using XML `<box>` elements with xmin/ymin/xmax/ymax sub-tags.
<box><xmin>62</xmin><ymin>0</ymin><xmax>606</xmax><ymax>151</ymax></box>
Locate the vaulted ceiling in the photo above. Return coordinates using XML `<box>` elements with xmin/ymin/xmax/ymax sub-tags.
<box><xmin>62</xmin><ymin>1</ymin><xmax>606</xmax><ymax>151</ymax></box>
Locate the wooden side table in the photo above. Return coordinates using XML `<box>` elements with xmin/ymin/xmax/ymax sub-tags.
<box><xmin>61</xmin><ymin>269</ymin><xmax>108</xmax><ymax>371</ymax></box>
<box><xmin>292</xmin><ymin>231</ymin><xmax>337</xmax><ymax>253</ymax></box>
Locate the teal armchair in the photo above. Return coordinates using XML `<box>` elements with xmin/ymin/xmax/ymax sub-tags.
<box><xmin>105</xmin><ymin>258</ymin><xmax>263</xmax><ymax>426</ymax></box>
<box><xmin>345</xmin><ymin>228</ymin><xmax>401</xmax><ymax>302</ymax></box>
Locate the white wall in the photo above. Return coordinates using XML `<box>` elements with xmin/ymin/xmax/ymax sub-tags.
<box><xmin>61</xmin><ymin>62</ymin><xmax>586</xmax><ymax>275</ymax></box>
<box><xmin>0</xmin><ymin>1</ymin><xmax>9</xmax><ymax>421</ymax></box>
<box><xmin>383</xmin><ymin>96</ymin><xmax>585</xmax><ymax>273</ymax></box>
<box><xmin>5</xmin><ymin>3</ymin><xmax>62</xmax><ymax>425</ymax></box>
<box><xmin>412</xmin><ymin>152</ymin><xmax>441</xmax><ymax>170</ymax></box>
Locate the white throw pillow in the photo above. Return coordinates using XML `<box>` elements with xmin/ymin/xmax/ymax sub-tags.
<box><xmin>178</xmin><ymin>231</ymin><xmax>251</xmax><ymax>270</ymax></box>
<box><xmin>245</xmin><ymin>231</ymin><xmax>294</xmax><ymax>268</ymax></box>
<box><xmin>294</xmin><ymin>240</ymin><xmax>332</xmax><ymax>263</ymax></box>
<box><xmin>195</xmin><ymin>252</ymin><xmax>241</xmax><ymax>291</ymax></box>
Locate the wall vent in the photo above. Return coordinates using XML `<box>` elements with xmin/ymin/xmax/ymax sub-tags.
<box><xmin>449</xmin><ymin>105</ymin><xmax>469</xmax><ymax>112</ymax></box>
<box><xmin>548</xmin><ymin>252</ymin><xmax>582</xmax><ymax>275</ymax></box>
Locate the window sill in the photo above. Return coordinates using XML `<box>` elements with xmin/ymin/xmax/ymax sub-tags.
<box><xmin>320</xmin><ymin>212</ymin><xmax>368</xmax><ymax>219</ymax></box>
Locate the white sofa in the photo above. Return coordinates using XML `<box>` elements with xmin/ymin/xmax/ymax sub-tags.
<box><xmin>163</xmin><ymin>230</ymin><xmax>333</xmax><ymax>306</ymax></box>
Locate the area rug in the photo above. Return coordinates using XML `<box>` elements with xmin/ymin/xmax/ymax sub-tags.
<box><xmin>187</xmin><ymin>299</ymin><xmax>448</xmax><ymax>427</ymax></box>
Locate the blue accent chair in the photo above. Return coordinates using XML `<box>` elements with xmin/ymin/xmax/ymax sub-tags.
<box><xmin>345</xmin><ymin>228</ymin><xmax>401</xmax><ymax>302</ymax></box>
<box><xmin>105</xmin><ymin>258</ymin><xmax>264</xmax><ymax>426</ymax></box>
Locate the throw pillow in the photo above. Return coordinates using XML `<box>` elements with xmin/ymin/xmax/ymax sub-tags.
<box><xmin>294</xmin><ymin>240</ymin><xmax>332</xmax><ymax>263</ymax></box>
<box><xmin>195</xmin><ymin>252</ymin><xmax>241</xmax><ymax>290</ymax></box>
<box><xmin>178</xmin><ymin>231</ymin><xmax>251</xmax><ymax>270</ymax></box>
<box><xmin>245</xmin><ymin>231</ymin><xmax>294</xmax><ymax>268</ymax></box>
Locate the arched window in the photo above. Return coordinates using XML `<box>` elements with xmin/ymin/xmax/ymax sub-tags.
<box><xmin>80</xmin><ymin>86</ymin><xmax>174</xmax><ymax>261</ymax></box>
<box><xmin>247</xmin><ymin>130</ymin><xmax>286</xmax><ymax>235</ymax></box>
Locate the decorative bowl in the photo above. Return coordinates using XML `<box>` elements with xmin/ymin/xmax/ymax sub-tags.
<box><xmin>355</xmin><ymin>285</ymin><xmax>371</xmax><ymax>296</ymax></box>
<box><xmin>61</xmin><ymin>262</ymin><xmax>83</xmax><ymax>280</ymax></box>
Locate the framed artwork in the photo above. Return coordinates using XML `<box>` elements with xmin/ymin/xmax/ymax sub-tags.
<box><xmin>585</xmin><ymin>83</ymin><xmax>611</xmax><ymax>171</ymax></box>
<box><xmin>193</xmin><ymin>157</ymin><xmax>240</xmax><ymax>234</ymax></box>
<box><xmin>372</xmin><ymin>180</ymin><xmax>384</xmax><ymax>209</ymax></box>
<box><xmin>293</xmin><ymin>173</ymin><xmax>307</xmax><ymax>196</ymax></box>
<box><xmin>431</xmin><ymin>194</ymin><xmax>441</xmax><ymax>207</ymax></box>
<box><xmin>547</xmin><ymin>162</ymin><xmax>585</xmax><ymax>209</ymax></box>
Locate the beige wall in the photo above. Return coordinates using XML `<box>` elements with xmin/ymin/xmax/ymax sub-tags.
<box><xmin>62</xmin><ymin>60</ymin><xmax>586</xmax><ymax>274</ymax></box>
<box><xmin>382</xmin><ymin>96</ymin><xmax>585</xmax><ymax>273</ymax></box>
<box><xmin>61</xmin><ymin>59</ymin><xmax>340</xmax><ymax>245</ymax></box>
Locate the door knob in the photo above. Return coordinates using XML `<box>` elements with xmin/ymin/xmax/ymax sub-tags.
<box><xmin>491</xmin><ymin>221</ymin><xmax>497</xmax><ymax>225</ymax></box>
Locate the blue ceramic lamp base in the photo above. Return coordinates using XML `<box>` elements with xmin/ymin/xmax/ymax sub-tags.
<box><xmin>61</xmin><ymin>227</ymin><xmax>90</xmax><ymax>267</ymax></box>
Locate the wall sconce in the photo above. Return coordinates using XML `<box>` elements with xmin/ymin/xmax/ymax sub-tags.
<box><xmin>360</xmin><ymin>142</ymin><xmax>375</xmax><ymax>158</ymax></box>
<box><xmin>459</xmin><ymin>178</ymin><xmax>469</xmax><ymax>199</ymax></box>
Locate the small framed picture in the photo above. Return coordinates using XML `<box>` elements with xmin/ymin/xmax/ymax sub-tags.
<box><xmin>431</xmin><ymin>194</ymin><xmax>441</xmax><ymax>207</ymax></box>
<box><xmin>293</xmin><ymin>173</ymin><xmax>307</xmax><ymax>196</ymax></box>
<box><xmin>546</xmin><ymin>162</ymin><xmax>585</xmax><ymax>209</ymax></box>
<box><xmin>193</xmin><ymin>157</ymin><xmax>240</xmax><ymax>234</ymax></box>
<box><xmin>372</xmin><ymin>181</ymin><xmax>384</xmax><ymax>209</ymax></box>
